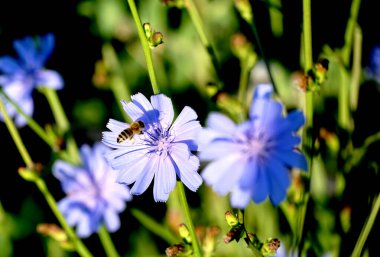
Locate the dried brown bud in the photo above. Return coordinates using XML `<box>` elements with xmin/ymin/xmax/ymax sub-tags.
<box><xmin>165</xmin><ymin>244</ymin><xmax>185</xmax><ymax>257</ymax></box>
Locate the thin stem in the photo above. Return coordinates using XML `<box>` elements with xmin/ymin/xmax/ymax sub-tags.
<box><xmin>185</xmin><ymin>0</ymin><xmax>221</xmax><ymax>89</ymax></box>
<box><xmin>338</xmin><ymin>66</ymin><xmax>350</xmax><ymax>130</ymax></box>
<box><xmin>35</xmin><ymin>178</ymin><xmax>93</xmax><ymax>257</ymax></box>
<box><xmin>295</xmin><ymin>0</ymin><xmax>313</xmax><ymax>253</ymax></box>
<box><xmin>98</xmin><ymin>225</ymin><xmax>119</xmax><ymax>257</ymax></box>
<box><xmin>302</xmin><ymin>0</ymin><xmax>313</xmax><ymax>128</ymax></box>
<box><xmin>237</xmin><ymin>64</ymin><xmax>250</xmax><ymax>108</ymax></box>
<box><xmin>0</xmin><ymin>98</ymin><xmax>33</xmax><ymax>168</ymax></box>
<box><xmin>0</xmin><ymin>98</ymin><xmax>92</xmax><ymax>257</ymax></box>
<box><xmin>40</xmin><ymin>87</ymin><xmax>81</xmax><ymax>165</ymax></box>
<box><xmin>351</xmin><ymin>194</ymin><xmax>380</xmax><ymax>257</ymax></box>
<box><xmin>41</xmin><ymin>88</ymin><xmax>69</xmax><ymax>131</ymax></box>
<box><xmin>0</xmin><ymin>89</ymin><xmax>58</xmax><ymax>151</ymax></box>
<box><xmin>126</xmin><ymin>0</ymin><xmax>160</xmax><ymax>95</ymax></box>
<box><xmin>250</xmin><ymin>21</ymin><xmax>278</xmax><ymax>95</ymax></box>
<box><xmin>131</xmin><ymin>208</ymin><xmax>178</xmax><ymax>244</ymax></box>
<box><xmin>177</xmin><ymin>181</ymin><xmax>202</xmax><ymax>257</ymax></box>
<box><xmin>350</xmin><ymin>26</ymin><xmax>362</xmax><ymax>112</ymax></box>
<box><xmin>341</xmin><ymin>0</ymin><xmax>362</xmax><ymax>65</ymax></box>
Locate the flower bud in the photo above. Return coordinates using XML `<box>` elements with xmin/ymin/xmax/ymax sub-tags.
<box><xmin>224</xmin><ymin>225</ymin><xmax>244</xmax><ymax>244</ymax></box>
<box><xmin>18</xmin><ymin>163</ymin><xmax>43</xmax><ymax>182</ymax></box>
<box><xmin>150</xmin><ymin>32</ymin><xmax>164</xmax><ymax>48</ymax></box>
<box><xmin>37</xmin><ymin>223</ymin><xmax>74</xmax><ymax>251</ymax></box>
<box><xmin>202</xmin><ymin>226</ymin><xmax>221</xmax><ymax>255</ymax></box>
<box><xmin>225</xmin><ymin>211</ymin><xmax>239</xmax><ymax>227</ymax></box>
<box><xmin>143</xmin><ymin>23</ymin><xmax>152</xmax><ymax>39</ymax></box>
<box><xmin>234</xmin><ymin>0</ymin><xmax>253</xmax><ymax>24</ymax></box>
<box><xmin>179</xmin><ymin>223</ymin><xmax>192</xmax><ymax>244</ymax></box>
<box><xmin>165</xmin><ymin>243</ymin><xmax>186</xmax><ymax>257</ymax></box>
<box><xmin>261</xmin><ymin>238</ymin><xmax>280</xmax><ymax>256</ymax></box>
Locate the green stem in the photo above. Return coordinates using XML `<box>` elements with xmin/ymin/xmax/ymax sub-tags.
<box><xmin>296</xmin><ymin>0</ymin><xmax>313</xmax><ymax>253</ymax></box>
<box><xmin>40</xmin><ymin>87</ymin><xmax>81</xmax><ymax>165</ymax></box>
<box><xmin>338</xmin><ymin>66</ymin><xmax>350</xmax><ymax>130</ymax></box>
<box><xmin>0</xmin><ymin>98</ymin><xmax>33</xmax><ymax>168</ymax></box>
<box><xmin>0</xmin><ymin>89</ymin><xmax>58</xmax><ymax>151</ymax></box>
<box><xmin>131</xmin><ymin>208</ymin><xmax>178</xmax><ymax>244</ymax></box>
<box><xmin>0</xmin><ymin>98</ymin><xmax>92</xmax><ymax>257</ymax></box>
<box><xmin>41</xmin><ymin>88</ymin><xmax>69</xmax><ymax>131</ymax></box>
<box><xmin>98</xmin><ymin>225</ymin><xmax>119</xmax><ymax>257</ymax></box>
<box><xmin>126</xmin><ymin>0</ymin><xmax>160</xmax><ymax>95</ymax></box>
<box><xmin>350</xmin><ymin>26</ymin><xmax>362</xmax><ymax>112</ymax></box>
<box><xmin>341</xmin><ymin>0</ymin><xmax>362</xmax><ymax>65</ymax></box>
<box><xmin>351</xmin><ymin>194</ymin><xmax>380</xmax><ymax>257</ymax></box>
<box><xmin>185</xmin><ymin>0</ymin><xmax>221</xmax><ymax>89</ymax></box>
<box><xmin>303</xmin><ymin>0</ymin><xmax>313</xmax><ymax>128</ymax></box>
<box><xmin>35</xmin><ymin>178</ymin><xmax>93</xmax><ymax>257</ymax></box>
<box><xmin>250</xmin><ymin>21</ymin><xmax>278</xmax><ymax>95</ymax></box>
<box><xmin>268</xmin><ymin>0</ymin><xmax>283</xmax><ymax>38</ymax></box>
<box><xmin>177</xmin><ymin>182</ymin><xmax>202</xmax><ymax>257</ymax></box>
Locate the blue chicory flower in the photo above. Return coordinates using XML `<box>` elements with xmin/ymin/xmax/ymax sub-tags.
<box><xmin>52</xmin><ymin>142</ymin><xmax>132</xmax><ymax>238</ymax></box>
<box><xmin>0</xmin><ymin>33</ymin><xmax>63</xmax><ymax>127</ymax></box>
<box><xmin>199</xmin><ymin>84</ymin><xmax>308</xmax><ymax>208</ymax></box>
<box><xmin>102</xmin><ymin>92</ymin><xmax>203</xmax><ymax>202</ymax></box>
<box><xmin>366</xmin><ymin>44</ymin><xmax>380</xmax><ymax>84</ymax></box>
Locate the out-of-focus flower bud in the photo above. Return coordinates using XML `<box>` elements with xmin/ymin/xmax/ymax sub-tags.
<box><xmin>224</xmin><ymin>226</ymin><xmax>244</xmax><ymax>244</ymax></box>
<box><xmin>165</xmin><ymin>243</ymin><xmax>186</xmax><ymax>257</ymax></box>
<box><xmin>143</xmin><ymin>23</ymin><xmax>153</xmax><ymax>39</ymax></box>
<box><xmin>143</xmin><ymin>23</ymin><xmax>164</xmax><ymax>48</ymax></box>
<box><xmin>225</xmin><ymin>211</ymin><xmax>239</xmax><ymax>227</ymax></box>
<box><xmin>18</xmin><ymin>163</ymin><xmax>43</xmax><ymax>182</ymax></box>
<box><xmin>92</xmin><ymin>59</ymin><xmax>109</xmax><ymax>89</ymax></box>
<box><xmin>150</xmin><ymin>32</ymin><xmax>164</xmax><ymax>48</ymax></box>
<box><xmin>314</xmin><ymin>58</ymin><xmax>329</xmax><ymax>85</ymax></box>
<box><xmin>179</xmin><ymin>223</ymin><xmax>192</xmax><ymax>244</ymax></box>
<box><xmin>230</xmin><ymin>33</ymin><xmax>257</xmax><ymax>70</ymax></box>
<box><xmin>234</xmin><ymin>0</ymin><xmax>253</xmax><ymax>24</ymax></box>
<box><xmin>202</xmin><ymin>226</ymin><xmax>221</xmax><ymax>255</ymax></box>
<box><xmin>37</xmin><ymin>223</ymin><xmax>74</xmax><ymax>251</ymax></box>
<box><xmin>261</xmin><ymin>238</ymin><xmax>280</xmax><ymax>256</ymax></box>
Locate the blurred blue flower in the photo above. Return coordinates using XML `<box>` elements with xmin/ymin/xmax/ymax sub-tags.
<box><xmin>102</xmin><ymin>93</ymin><xmax>203</xmax><ymax>202</ymax></box>
<box><xmin>52</xmin><ymin>143</ymin><xmax>132</xmax><ymax>238</ymax></box>
<box><xmin>366</xmin><ymin>44</ymin><xmax>380</xmax><ymax>84</ymax></box>
<box><xmin>199</xmin><ymin>84</ymin><xmax>308</xmax><ymax>208</ymax></box>
<box><xmin>0</xmin><ymin>33</ymin><xmax>63</xmax><ymax>127</ymax></box>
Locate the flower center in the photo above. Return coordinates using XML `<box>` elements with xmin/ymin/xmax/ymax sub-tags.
<box><xmin>155</xmin><ymin>134</ymin><xmax>175</xmax><ymax>158</ymax></box>
<box><xmin>246</xmin><ymin>138</ymin><xmax>266</xmax><ymax>156</ymax></box>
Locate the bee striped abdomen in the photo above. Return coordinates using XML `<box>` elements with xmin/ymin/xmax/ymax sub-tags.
<box><xmin>117</xmin><ymin>128</ymin><xmax>134</xmax><ymax>143</ymax></box>
<box><xmin>116</xmin><ymin>120</ymin><xmax>145</xmax><ymax>144</ymax></box>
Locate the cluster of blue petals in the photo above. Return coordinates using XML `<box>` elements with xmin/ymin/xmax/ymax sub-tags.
<box><xmin>53</xmin><ymin>143</ymin><xmax>132</xmax><ymax>238</ymax></box>
<box><xmin>0</xmin><ymin>33</ymin><xmax>63</xmax><ymax>126</ymax></box>
<box><xmin>102</xmin><ymin>93</ymin><xmax>203</xmax><ymax>202</ymax></box>
<box><xmin>199</xmin><ymin>84</ymin><xmax>308</xmax><ymax>208</ymax></box>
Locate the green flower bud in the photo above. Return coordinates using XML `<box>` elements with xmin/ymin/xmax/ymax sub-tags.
<box><xmin>18</xmin><ymin>164</ymin><xmax>42</xmax><ymax>182</ymax></box>
<box><xmin>179</xmin><ymin>223</ymin><xmax>192</xmax><ymax>244</ymax></box>
<box><xmin>143</xmin><ymin>22</ymin><xmax>153</xmax><ymax>39</ymax></box>
<box><xmin>225</xmin><ymin>211</ymin><xmax>239</xmax><ymax>227</ymax></box>
<box><xmin>37</xmin><ymin>223</ymin><xmax>75</xmax><ymax>251</ymax></box>
<box><xmin>234</xmin><ymin>0</ymin><xmax>253</xmax><ymax>24</ymax></box>
<box><xmin>261</xmin><ymin>238</ymin><xmax>280</xmax><ymax>256</ymax></box>
<box><xmin>150</xmin><ymin>32</ymin><xmax>164</xmax><ymax>48</ymax></box>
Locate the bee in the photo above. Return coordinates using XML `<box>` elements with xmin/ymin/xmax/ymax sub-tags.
<box><xmin>117</xmin><ymin>120</ymin><xmax>145</xmax><ymax>143</ymax></box>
